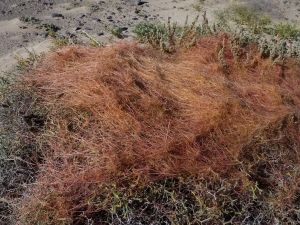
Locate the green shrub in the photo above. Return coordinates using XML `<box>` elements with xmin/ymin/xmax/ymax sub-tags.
<box><xmin>214</xmin><ymin>5</ymin><xmax>271</xmax><ymax>34</ymax></box>
<box><xmin>273</xmin><ymin>22</ymin><xmax>300</xmax><ymax>40</ymax></box>
<box><xmin>133</xmin><ymin>16</ymin><xmax>199</xmax><ymax>53</ymax></box>
<box><xmin>110</xmin><ymin>27</ymin><xmax>123</xmax><ymax>39</ymax></box>
<box><xmin>133</xmin><ymin>22</ymin><xmax>166</xmax><ymax>41</ymax></box>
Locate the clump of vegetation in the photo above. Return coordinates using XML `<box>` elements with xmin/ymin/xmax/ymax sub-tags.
<box><xmin>49</xmin><ymin>28</ymin><xmax>58</xmax><ymax>38</ymax></box>
<box><xmin>0</xmin><ymin>74</ymin><xmax>44</xmax><ymax>225</ymax></box>
<box><xmin>240</xmin><ymin>0</ymin><xmax>283</xmax><ymax>17</ymax></box>
<box><xmin>133</xmin><ymin>15</ymin><xmax>199</xmax><ymax>53</ymax></box>
<box><xmin>49</xmin><ymin>37</ymin><xmax>71</xmax><ymax>51</ymax></box>
<box><xmin>230</xmin><ymin>5</ymin><xmax>271</xmax><ymax>33</ymax></box>
<box><xmin>110</xmin><ymin>27</ymin><xmax>123</xmax><ymax>38</ymax></box>
<box><xmin>19</xmin><ymin>16</ymin><xmax>40</xmax><ymax>25</ymax></box>
<box><xmin>36</xmin><ymin>22</ymin><xmax>60</xmax><ymax>32</ymax></box>
<box><xmin>214</xmin><ymin>4</ymin><xmax>271</xmax><ymax>34</ymax></box>
<box><xmin>272</xmin><ymin>22</ymin><xmax>300</xmax><ymax>40</ymax></box>
<box><xmin>13</xmin><ymin>49</ymin><xmax>45</xmax><ymax>74</ymax></box>
<box><xmin>2</xmin><ymin>7</ymin><xmax>300</xmax><ymax>225</ymax></box>
<box><xmin>1</xmin><ymin>32</ymin><xmax>298</xmax><ymax>224</ymax></box>
<box><xmin>48</xmin><ymin>30</ymin><xmax>83</xmax><ymax>51</ymax></box>
<box><xmin>214</xmin><ymin>3</ymin><xmax>300</xmax><ymax>41</ymax></box>
<box><xmin>191</xmin><ymin>0</ymin><xmax>205</xmax><ymax>12</ymax></box>
<box><xmin>133</xmin><ymin>21</ymin><xmax>165</xmax><ymax>40</ymax></box>
<box><xmin>19</xmin><ymin>15</ymin><xmax>61</xmax><ymax>35</ymax></box>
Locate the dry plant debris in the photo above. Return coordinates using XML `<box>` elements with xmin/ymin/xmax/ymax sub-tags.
<box><xmin>2</xmin><ymin>33</ymin><xmax>300</xmax><ymax>224</ymax></box>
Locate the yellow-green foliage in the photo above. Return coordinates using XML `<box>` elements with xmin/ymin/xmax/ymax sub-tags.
<box><xmin>273</xmin><ymin>22</ymin><xmax>300</xmax><ymax>40</ymax></box>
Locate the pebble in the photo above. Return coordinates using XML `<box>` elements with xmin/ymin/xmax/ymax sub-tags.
<box><xmin>120</xmin><ymin>26</ymin><xmax>128</xmax><ymax>31</ymax></box>
<box><xmin>51</xmin><ymin>13</ymin><xmax>64</xmax><ymax>19</ymax></box>
<box><xmin>124</xmin><ymin>0</ymin><xmax>141</xmax><ymax>6</ymax></box>
<box><xmin>92</xmin><ymin>18</ymin><xmax>101</xmax><ymax>22</ymax></box>
<box><xmin>43</xmin><ymin>32</ymin><xmax>49</xmax><ymax>38</ymax></box>
<box><xmin>77</xmin><ymin>20</ymin><xmax>84</xmax><ymax>26</ymax></box>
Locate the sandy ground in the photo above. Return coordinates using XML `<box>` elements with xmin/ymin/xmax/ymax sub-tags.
<box><xmin>0</xmin><ymin>0</ymin><xmax>300</xmax><ymax>75</ymax></box>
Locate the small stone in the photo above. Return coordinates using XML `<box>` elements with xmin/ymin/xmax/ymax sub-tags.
<box><xmin>43</xmin><ymin>32</ymin><xmax>49</xmax><ymax>38</ymax></box>
<box><xmin>51</xmin><ymin>13</ymin><xmax>64</xmax><ymax>19</ymax></box>
<box><xmin>77</xmin><ymin>20</ymin><xmax>84</xmax><ymax>26</ymax></box>
<box><xmin>107</xmin><ymin>16</ymin><xmax>112</xmax><ymax>19</ymax></box>
<box><xmin>124</xmin><ymin>0</ymin><xmax>141</xmax><ymax>6</ymax></box>
<box><xmin>92</xmin><ymin>18</ymin><xmax>101</xmax><ymax>22</ymax></box>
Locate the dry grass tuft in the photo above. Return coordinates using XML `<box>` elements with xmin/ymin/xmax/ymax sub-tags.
<box><xmin>12</xmin><ymin>35</ymin><xmax>300</xmax><ymax>224</ymax></box>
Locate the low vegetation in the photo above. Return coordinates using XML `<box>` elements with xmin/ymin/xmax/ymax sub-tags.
<box><xmin>110</xmin><ymin>27</ymin><xmax>124</xmax><ymax>39</ymax></box>
<box><xmin>273</xmin><ymin>22</ymin><xmax>300</xmax><ymax>40</ymax></box>
<box><xmin>239</xmin><ymin>0</ymin><xmax>285</xmax><ymax>17</ymax></box>
<box><xmin>133</xmin><ymin>16</ymin><xmax>199</xmax><ymax>53</ymax></box>
<box><xmin>214</xmin><ymin>3</ymin><xmax>300</xmax><ymax>39</ymax></box>
<box><xmin>213</xmin><ymin>4</ymin><xmax>270</xmax><ymax>33</ymax></box>
<box><xmin>1</xmin><ymin>6</ymin><xmax>300</xmax><ymax>225</ymax></box>
<box><xmin>191</xmin><ymin>0</ymin><xmax>205</xmax><ymax>12</ymax></box>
